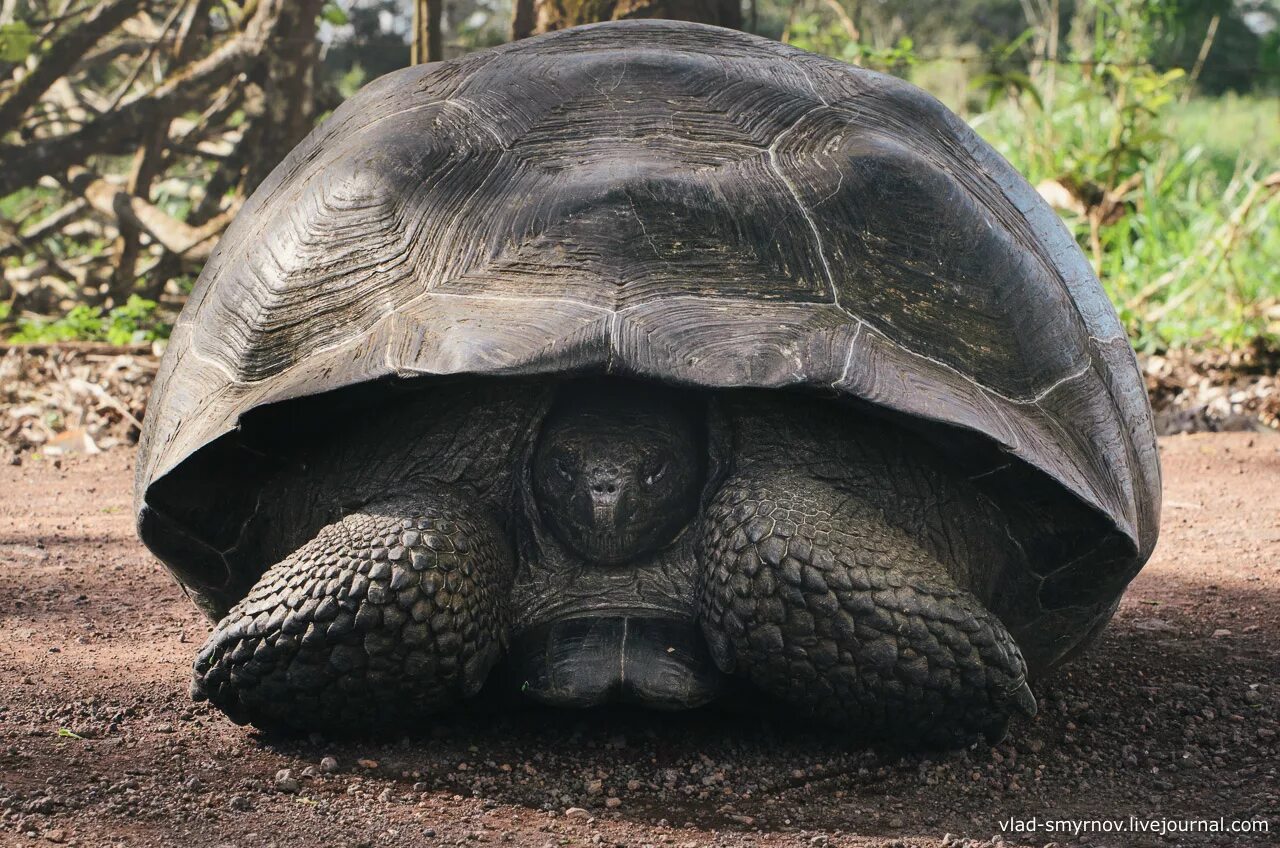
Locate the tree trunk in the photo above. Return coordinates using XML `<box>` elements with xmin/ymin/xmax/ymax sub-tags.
<box><xmin>412</xmin><ymin>0</ymin><xmax>444</xmax><ymax>63</ymax></box>
<box><xmin>512</xmin><ymin>0</ymin><xmax>740</xmax><ymax>39</ymax></box>
<box><xmin>243</xmin><ymin>0</ymin><xmax>325</xmax><ymax>192</ymax></box>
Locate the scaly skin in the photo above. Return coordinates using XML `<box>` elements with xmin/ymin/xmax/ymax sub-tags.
<box><xmin>192</xmin><ymin>491</ymin><xmax>511</xmax><ymax>733</ymax></box>
<box><xmin>699</xmin><ymin>464</ymin><xmax>1036</xmax><ymax>746</ymax></box>
<box><xmin>189</xmin><ymin>381</ymin><xmax>1037</xmax><ymax>745</ymax></box>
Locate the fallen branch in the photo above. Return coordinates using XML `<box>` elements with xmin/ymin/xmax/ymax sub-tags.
<box><xmin>20</xmin><ymin>199</ymin><xmax>88</xmax><ymax>240</ymax></box>
<box><xmin>64</xmin><ymin>166</ymin><xmax>241</xmax><ymax>259</ymax></box>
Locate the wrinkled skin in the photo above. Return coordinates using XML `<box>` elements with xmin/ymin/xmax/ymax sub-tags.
<box><xmin>193</xmin><ymin>379</ymin><xmax>1035</xmax><ymax>745</ymax></box>
<box><xmin>532</xmin><ymin>382</ymin><xmax>704</xmax><ymax>565</ymax></box>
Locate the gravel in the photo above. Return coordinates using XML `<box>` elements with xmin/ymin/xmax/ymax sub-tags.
<box><xmin>0</xmin><ymin>432</ymin><xmax>1276</xmax><ymax>847</ymax></box>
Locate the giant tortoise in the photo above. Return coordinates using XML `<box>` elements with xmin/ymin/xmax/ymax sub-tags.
<box><xmin>135</xmin><ymin>20</ymin><xmax>1160</xmax><ymax>745</ymax></box>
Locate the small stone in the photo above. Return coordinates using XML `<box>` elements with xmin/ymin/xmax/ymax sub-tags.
<box><xmin>274</xmin><ymin>768</ymin><xmax>300</xmax><ymax>793</ymax></box>
<box><xmin>585</xmin><ymin>779</ymin><xmax>603</xmax><ymax>796</ymax></box>
<box><xmin>320</xmin><ymin>755</ymin><xmax>339</xmax><ymax>772</ymax></box>
<box><xmin>1212</xmin><ymin>628</ymin><xmax>1232</xmax><ymax>638</ymax></box>
<box><xmin>228</xmin><ymin>794</ymin><xmax>251</xmax><ymax>811</ymax></box>
<box><xmin>357</xmin><ymin>758</ymin><xmax>379</xmax><ymax>769</ymax></box>
<box><xmin>605</xmin><ymin>797</ymin><xmax>622</xmax><ymax>809</ymax></box>
<box><xmin>43</xmin><ymin>830</ymin><xmax>66</xmax><ymax>844</ymax></box>
<box><xmin>565</xmin><ymin>807</ymin><xmax>590</xmax><ymax>819</ymax></box>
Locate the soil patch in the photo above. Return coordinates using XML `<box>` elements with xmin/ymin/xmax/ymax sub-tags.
<box><xmin>1</xmin><ymin>433</ymin><xmax>1277</xmax><ymax>847</ymax></box>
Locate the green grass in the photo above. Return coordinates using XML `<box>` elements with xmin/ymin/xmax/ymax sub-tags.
<box><xmin>1164</xmin><ymin>95</ymin><xmax>1280</xmax><ymax>180</ymax></box>
<box><xmin>969</xmin><ymin>75</ymin><xmax>1278</xmax><ymax>353</ymax></box>
<box><xmin>781</xmin><ymin>0</ymin><xmax>1280</xmax><ymax>356</ymax></box>
<box><xmin>8</xmin><ymin>296</ymin><xmax>169</xmax><ymax>345</ymax></box>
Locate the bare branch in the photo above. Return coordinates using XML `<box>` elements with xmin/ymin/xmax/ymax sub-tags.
<box><xmin>65</xmin><ymin>166</ymin><xmax>241</xmax><ymax>259</ymax></box>
<box><xmin>0</xmin><ymin>0</ymin><xmax>293</xmax><ymax>197</ymax></box>
<box><xmin>0</xmin><ymin>0</ymin><xmax>144</xmax><ymax>134</ymax></box>
<box><xmin>0</xmin><ymin>199</ymin><xmax>87</xmax><ymax>260</ymax></box>
<box><xmin>104</xmin><ymin>0</ymin><xmax>187</xmax><ymax>112</ymax></box>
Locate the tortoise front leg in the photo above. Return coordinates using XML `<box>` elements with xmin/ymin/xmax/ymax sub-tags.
<box><xmin>698</xmin><ymin>465</ymin><xmax>1035</xmax><ymax>746</ymax></box>
<box><xmin>192</xmin><ymin>489</ymin><xmax>511</xmax><ymax>733</ymax></box>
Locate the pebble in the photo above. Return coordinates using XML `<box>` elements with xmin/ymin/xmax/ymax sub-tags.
<box><xmin>274</xmin><ymin>768</ymin><xmax>300</xmax><ymax>794</ymax></box>
<box><xmin>320</xmin><ymin>755</ymin><xmax>339</xmax><ymax>772</ymax></box>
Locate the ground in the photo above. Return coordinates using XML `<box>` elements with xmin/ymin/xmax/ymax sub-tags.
<box><xmin>0</xmin><ymin>433</ymin><xmax>1276</xmax><ymax>848</ymax></box>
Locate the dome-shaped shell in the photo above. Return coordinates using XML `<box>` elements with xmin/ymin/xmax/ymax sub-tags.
<box><xmin>136</xmin><ymin>21</ymin><xmax>1159</xmax><ymax>667</ymax></box>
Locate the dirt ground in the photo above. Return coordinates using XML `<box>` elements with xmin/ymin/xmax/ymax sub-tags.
<box><xmin>0</xmin><ymin>433</ymin><xmax>1276</xmax><ymax>848</ymax></box>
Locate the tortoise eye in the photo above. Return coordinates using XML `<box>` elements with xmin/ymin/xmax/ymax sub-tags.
<box><xmin>555</xmin><ymin>457</ymin><xmax>574</xmax><ymax>480</ymax></box>
<box><xmin>644</xmin><ymin>461</ymin><xmax>668</xmax><ymax>487</ymax></box>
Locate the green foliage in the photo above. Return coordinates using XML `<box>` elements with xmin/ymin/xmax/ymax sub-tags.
<box><xmin>971</xmin><ymin>32</ymin><xmax>1043</xmax><ymax>110</ymax></box>
<box><xmin>0</xmin><ymin>21</ymin><xmax>36</xmax><ymax>63</ymax></box>
<box><xmin>337</xmin><ymin>63</ymin><xmax>368</xmax><ymax>99</ymax></box>
<box><xmin>969</xmin><ymin>0</ymin><xmax>1277</xmax><ymax>352</ymax></box>
<box><xmin>320</xmin><ymin>0</ymin><xmax>409</xmax><ymax>97</ymax></box>
<box><xmin>1158</xmin><ymin>0</ymin><xmax>1280</xmax><ymax>94</ymax></box>
<box><xmin>784</xmin><ymin>0</ymin><xmax>1279</xmax><ymax>354</ymax></box>
<box><xmin>319</xmin><ymin>2</ymin><xmax>350</xmax><ymax>26</ymax></box>
<box><xmin>785</xmin><ymin>15</ymin><xmax>917</xmax><ymax>74</ymax></box>
<box><xmin>1166</xmin><ymin>94</ymin><xmax>1280</xmax><ymax>176</ymax></box>
<box><xmin>9</xmin><ymin>296</ymin><xmax>170</xmax><ymax>345</ymax></box>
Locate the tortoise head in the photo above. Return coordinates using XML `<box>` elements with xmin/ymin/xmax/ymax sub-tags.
<box><xmin>532</xmin><ymin>380</ymin><xmax>704</xmax><ymax>565</ymax></box>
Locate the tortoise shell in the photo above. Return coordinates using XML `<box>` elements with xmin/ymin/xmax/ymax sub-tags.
<box><xmin>136</xmin><ymin>20</ymin><xmax>1160</xmax><ymax>672</ymax></box>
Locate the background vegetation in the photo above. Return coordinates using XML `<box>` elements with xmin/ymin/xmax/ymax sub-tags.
<box><xmin>1</xmin><ymin>0</ymin><xmax>1277</xmax><ymax>354</ymax></box>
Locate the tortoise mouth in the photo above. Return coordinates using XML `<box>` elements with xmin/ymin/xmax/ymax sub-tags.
<box><xmin>505</xmin><ymin>614</ymin><xmax>724</xmax><ymax>710</ymax></box>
